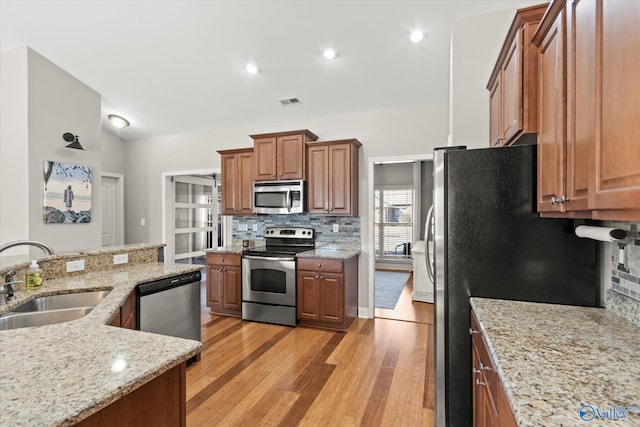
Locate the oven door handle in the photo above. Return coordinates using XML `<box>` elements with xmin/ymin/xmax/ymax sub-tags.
<box><xmin>243</xmin><ymin>255</ymin><xmax>296</xmax><ymax>262</ymax></box>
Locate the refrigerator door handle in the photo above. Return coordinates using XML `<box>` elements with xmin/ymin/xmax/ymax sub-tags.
<box><xmin>425</xmin><ymin>204</ymin><xmax>435</xmax><ymax>284</ymax></box>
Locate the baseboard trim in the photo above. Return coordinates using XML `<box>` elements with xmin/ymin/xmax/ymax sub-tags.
<box><xmin>358</xmin><ymin>306</ymin><xmax>372</xmax><ymax>319</ymax></box>
<box><xmin>412</xmin><ymin>291</ymin><xmax>434</xmax><ymax>304</ymax></box>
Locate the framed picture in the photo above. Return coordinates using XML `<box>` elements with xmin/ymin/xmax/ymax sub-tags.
<box><xmin>43</xmin><ymin>161</ymin><xmax>92</xmax><ymax>223</ymax></box>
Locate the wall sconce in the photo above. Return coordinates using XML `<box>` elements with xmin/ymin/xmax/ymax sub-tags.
<box><xmin>62</xmin><ymin>132</ymin><xmax>86</xmax><ymax>150</ymax></box>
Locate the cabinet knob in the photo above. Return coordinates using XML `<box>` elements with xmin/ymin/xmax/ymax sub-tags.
<box><xmin>317</xmin><ymin>264</ymin><xmax>321</xmax><ymax>268</ymax></box>
<box><xmin>472</xmin><ymin>368</ymin><xmax>481</xmax><ymax>374</ymax></box>
<box><xmin>329</xmin><ymin>208</ymin><xmax>333</xmax><ymax>212</ymax></box>
<box><xmin>319</xmin><ymin>275</ymin><xmax>324</xmax><ymax>280</ymax></box>
<box><xmin>221</xmin><ymin>258</ymin><xmax>224</xmax><ymax>262</ymax></box>
<box><xmin>315</xmin><ymin>274</ymin><xmax>319</xmax><ymax>279</ymax></box>
<box><xmin>560</xmin><ymin>195</ymin><xmax>570</xmax><ymax>203</ymax></box>
<box><xmin>480</xmin><ymin>362</ymin><xmax>492</xmax><ymax>372</ymax></box>
<box><xmin>279</xmin><ymin>173</ymin><xmax>283</xmax><ymax>177</ymax></box>
<box><xmin>272</xmin><ymin>173</ymin><xmax>276</xmax><ymax>177</ymax></box>
<box><xmin>469</xmin><ymin>328</ymin><xmax>479</xmax><ymax>335</ymax></box>
<box><xmin>550</xmin><ymin>196</ymin><xmax>558</xmax><ymax>205</ymax></box>
<box><xmin>476</xmin><ymin>379</ymin><xmax>486</xmax><ymax>387</ymax></box>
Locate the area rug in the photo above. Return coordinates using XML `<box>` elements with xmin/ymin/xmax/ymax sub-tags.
<box><xmin>375</xmin><ymin>271</ymin><xmax>410</xmax><ymax>309</ymax></box>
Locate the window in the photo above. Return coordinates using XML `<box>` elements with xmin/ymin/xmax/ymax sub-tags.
<box><xmin>374</xmin><ymin>186</ymin><xmax>414</xmax><ymax>259</ymax></box>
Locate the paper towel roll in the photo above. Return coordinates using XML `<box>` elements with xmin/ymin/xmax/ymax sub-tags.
<box><xmin>575</xmin><ymin>225</ymin><xmax>627</xmax><ymax>242</ymax></box>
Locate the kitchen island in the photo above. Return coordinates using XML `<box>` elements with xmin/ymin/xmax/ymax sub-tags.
<box><xmin>0</xmin><ymin>247</ymin><xmax>202</xmax><ymax>426</ymax></box>
<box><xmin>471</xmin><ymin>297</ymin><xmax>640</xmax><ymax>426</ymax></box>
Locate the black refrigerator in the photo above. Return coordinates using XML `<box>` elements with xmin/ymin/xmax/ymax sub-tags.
<box><xmin>432</xmin><ymin>144</ymin><xmax>599</xmax><ymax>427</ymax></box>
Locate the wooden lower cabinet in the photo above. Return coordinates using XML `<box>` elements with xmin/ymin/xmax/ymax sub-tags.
<box><xmin>77</xmin><ymin>363</ymin><xmax>186</xmax><ymax>427</ymax></box>
<box><xmin>297</xmin><ymin>256</ymin><xmax>358</xmax><ymax>331</ymax></box>
<box><xmin>206</xmin><ymin>253</ymin><xmax>242</xmax><ymax>317</ymax></box>
<box><xmin>471</xmin><ymin>310</ymin><xmax>517</xmax><ymax>427</ymax></box>
<box><xmin>107</xmin><ymin>290</ymin><xmax>136</xmax><ymax>329</ymax></box>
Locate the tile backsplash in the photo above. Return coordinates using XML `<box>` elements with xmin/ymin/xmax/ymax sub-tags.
<box><xmin>232</xmin><ymin>214</ymin><xmax>361</xmax><ymax>244</ymax></box>
<box><xmin>604</xmin><ymin>221</ymin><xmax>640</xmax><ymax>326</ymax></box>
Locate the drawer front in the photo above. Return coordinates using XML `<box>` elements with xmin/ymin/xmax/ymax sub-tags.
<box><xmin>206</xmin><ymin>253</ymin><xmax>241</xmax><ymax>266</ymax></box>
<box><xmin>298</xmin><ymin>258</ymin><xmax>343</xmax><ymax>273</ymax></box>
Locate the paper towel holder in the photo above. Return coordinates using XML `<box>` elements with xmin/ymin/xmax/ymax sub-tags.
<box><xmin>574</xmin><ymin>225</ymin><xmax>627</xmax><ymax>242</ymax></box>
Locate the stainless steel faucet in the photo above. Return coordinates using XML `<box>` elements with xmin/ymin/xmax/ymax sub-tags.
<box><xmin>0</xmin><ymin>271</ymin><xmax>22</xmax><ymax>305</ymax></box>
<box><xmin>0</xmin><ymin>240</ymin><xmax>55</xmax><ymax>256</ymax></box>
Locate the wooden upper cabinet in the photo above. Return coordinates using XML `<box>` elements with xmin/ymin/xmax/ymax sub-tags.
<box><xmin>534</xmin><ymin>0</ymin><xmax>640</xmax><ymax>220</ymax></box>
<box><xmin>592</xmin><ymin>0</ymin><xmax>640</xmax><ymax>216</ymax></box>
<box><xmin>487</xmin><ymin>4</ymin><xmax>547</xmax><ymax>147</ymax></box>
<box><xmin>218</xmin><ymin>148</ymin><xmax>254</xmax><ymax>216</ymax></box>
<box><xmin>251</xmin><ymin>130</ymin><xmax>319</xmax><ymax>181</ymax></box>
<box><xmin>536</xmin><ymin>5</ymin><xmax>566</xmax><ymax>213</ymax></box>
<box><xmin>565</xmin><ymin>0</ymin><xmax>594</xmax><ymax>212</ymax></box>
<box><xmin>306</xmin><ymin>139</ymin><xmax>361</xmax><ymax>216</ymax></box>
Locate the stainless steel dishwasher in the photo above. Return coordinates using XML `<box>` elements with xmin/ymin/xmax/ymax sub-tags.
<box><xmin>136</xmin><ymin>271</ymin><xmax>201</xmax><ymax>342</ymax></box>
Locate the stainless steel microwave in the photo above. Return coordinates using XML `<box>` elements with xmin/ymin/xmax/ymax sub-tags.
<box><xmin>253</xmin><ymin>180</ymin><xmax>305</xmax><ymax>214</ymax></box>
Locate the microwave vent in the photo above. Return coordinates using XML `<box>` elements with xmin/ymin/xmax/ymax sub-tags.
<box><xmin>278</xmin><ymin>96</ymin><xmax>300</xmax><ymax>106</ymax></box>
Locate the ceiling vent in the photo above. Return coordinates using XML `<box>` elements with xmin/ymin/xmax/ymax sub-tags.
<box><xmin>278</xmin><ymin>96</ymin><xmax>301</xmax><ymax>106</ymax></box>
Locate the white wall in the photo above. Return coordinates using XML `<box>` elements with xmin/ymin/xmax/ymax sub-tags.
<box><xmin>124</xmin><ymin>101</ymin><xmax>449</xmax><ymax>311</ymax></box>
<box><xmin>0</xmin><ymin>47</ymin><xmax>102</xmax><ymax>254</ymax></box>
<box><xmin>0</xmin><ymin>47</ymin><xmax>29</xmax><ymax>246</ymax></box>
<box><xmin>449</xmin><ymin>8</ymin><xmax>532</xmax><ymax>149</ymax></box>
<box><xmin>101</xmin><ymin>128</ymin><xmax>127</xmax><ymax>175</ymax></box>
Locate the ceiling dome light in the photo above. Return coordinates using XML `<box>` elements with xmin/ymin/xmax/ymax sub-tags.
<box><xmin>108</xmin><ymin>114</ymin><xmax>130</xmax><ymax>128</ymax></box>
<box><xmin>410</xmin><ymin>30</ymin><xmax>424</xmax><ymax>43</ymax></box>
<box><xmin>323</xmin><ymin>48</ymin><xmax>337</xmax><ymax>60</ymax></box>
<box><xmin>245</xmin><ymin>63</ymin><xmax>259</xmax><ymax>74</ymax></box>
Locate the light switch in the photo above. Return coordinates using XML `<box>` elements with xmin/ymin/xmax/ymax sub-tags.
<box><xmin>333</xmin><ymin>224</ymin><xmax>339</xmax><ymax>233</ymax></box>
<box><xmin>238</xmin><ymin>223</ymin><xmax>248</xmax><ymax>231</ymax></box>
<box><xmin>252</xmin><ymin>224</ymin><xmax>258</xmax><ymax>232</ymax></box>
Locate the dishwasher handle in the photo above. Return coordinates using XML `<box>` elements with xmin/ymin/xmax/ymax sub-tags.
<box><xmin>137</xmin><ymin>271</ymin><xmax>201</xmax><ymax>297</ymax></box>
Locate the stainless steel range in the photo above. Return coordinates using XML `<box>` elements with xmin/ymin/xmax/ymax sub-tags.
<box><xmin>241</xmin><ymin>227</ymin><xmax>315</xmax><ymax>326</ymax></box>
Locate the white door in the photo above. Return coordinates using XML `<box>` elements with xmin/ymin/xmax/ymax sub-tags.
<box><xmin>101</xmin><ymin>175</ymin><xmax>122</xmax><ymax>246</ymax></box>
<box><xmin>170</xmin><ymin>175</ymin><xmax>218</xmax><ymax>263</ymax></box>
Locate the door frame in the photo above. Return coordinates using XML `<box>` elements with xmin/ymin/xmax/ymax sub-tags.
<box><xmin>101</xmin><ymin>172</ymin><xmax>125</xmax><ymax>246</ymax></box>
<box><xmin>366</xmin><ymin>153</ymin><xmax>433</xmax><ymax>318</ymax></box>
<box><xmin>161</xmin><ymin>168</ymin><xmax>226</xmax><ymax>263</ymax></box>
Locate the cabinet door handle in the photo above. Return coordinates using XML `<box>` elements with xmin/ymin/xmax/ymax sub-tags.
<box><xmin>476</xmin><ymin>379</ymin><xmax>486</xmax><ymax>387</ymax></box>
<box><xmin>480</xmin><ymin>362</ymin><xmax>492</xmax><ymax>372</ymax></box>
<box><xmin>560</xmin><ymin>195</ymin><xmax>570</xmax><ymax>203</ymax></box>
<box><xmin>469</xmin><ymin>328</ymin><xmax>479</xmax><ymax>335</ymax></box>
<box><xmin>550</xmin><ymin>196</ymin><xmax>558</xmax><ymax>205</ymax></box>
<box><xmin>472</xmin><ymin>368</ymin><xmax>481</xmax><ymax>374</ymax></box>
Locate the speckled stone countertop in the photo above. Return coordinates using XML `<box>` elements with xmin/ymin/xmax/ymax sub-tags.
<box><xmin>297</xmin><ymin>243</ymin><xmax>360</xmax><ymax>260</ymax></box>
<box><xmin>0</xmin><ymin>243</ymin><xmax>164</xmax><ymax>273</ymax></box>
<box><xmin>204</xmin><ymin>244</ymin><xmax>246</xmax><ymax>255</ymax></box>
<box><xmin>470</xmin><ymin>298</ymin><xmax>640</xmax><ymax>426</ymax></box>
<box><xmin>0</xmin><ymin>262</ymin><xmax>202</xmax><ymax>426</ymax></box>
<box><xmin>205</xmin><ymin>243</ymin><xmax>360</xmax><ymax>259</ymax></box>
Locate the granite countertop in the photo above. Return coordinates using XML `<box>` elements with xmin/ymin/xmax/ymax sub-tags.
<box><xmin>0</xmin><ymin>262</ymin><xmax>202</xmax><ymax>426</ymax></box>
<box><xmin>0</xmin><ymin>243</ymin><xmax>165</xmax><ymax>273</ymax></box>
<box><xmin>204</xmin><ymin>244</ymin><xmax>246</xmax><ymax>255</ymax></box>
<box><xmin>470</xmin><ymin>297</ymin><xmax>640</xmax><ymax>426</ymax></box>
<box><xmin>205</xmin><ymin>242</ymin><xmax>360</xmax><ymax>260</ymax></box>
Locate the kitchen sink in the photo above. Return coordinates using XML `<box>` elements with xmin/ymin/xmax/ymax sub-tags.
<box><xmin>0</xmin><ymin>307</ymin><xmax>94</xmax><ymax>330</ymax></box>
<box><xmin>8</xmin><ymin>291</ymin><xmax>110</xmax><ymax>313</ymax></box>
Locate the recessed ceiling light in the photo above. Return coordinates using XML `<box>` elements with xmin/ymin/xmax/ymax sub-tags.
<box><xmin>108</xmin><ymin>114</ymin><xmax>130</xmax><ymax>128</ymax></box>
<box><xmin>245</xmin><ymin>63</ymin><xmax>259</xmax><ymax>74</ymax></box>
<box><xmin>410</xmin><ymin>30</ymin><xmax>424</xmax><ymax>43</ymax></box>
<box><xmin>323</xmin><ymin>48</ymin><xmax>337</xmax><ymax>60</ymax></box>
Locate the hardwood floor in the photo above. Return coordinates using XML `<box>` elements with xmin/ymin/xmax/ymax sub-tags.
<box><xmin>375</xmin><ymin>271</ymin><xmax>433</xmax><ymax>324</ymax></box>
<box><xmin>187</xmin><ymin>285</ymin><xmax>435</xmax><ymax>426</ymax></box>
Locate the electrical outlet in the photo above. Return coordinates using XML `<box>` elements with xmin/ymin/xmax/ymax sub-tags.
<box><xmin>66</xmin><ymin>259</ymin><xmax>85</xmax><ymax>273</ymax></box>
<box><xmin>238</xmin><ymin>223</ymin><xmax>248</xmax><ymax>231</ymax></box>
<box><xmin>113</xmin><ymin>254</ymin><xmax>128</xmax><ymax>265</ymax></box>
<box><xmin>333</xmin><ymin>224</ymin><xmax>339</xmax><ymax>233</ymax></box>
<box><xmin>252</xmin><ymin>224</ymin><xmax>258</xmax><ymax>232</ymax></box>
